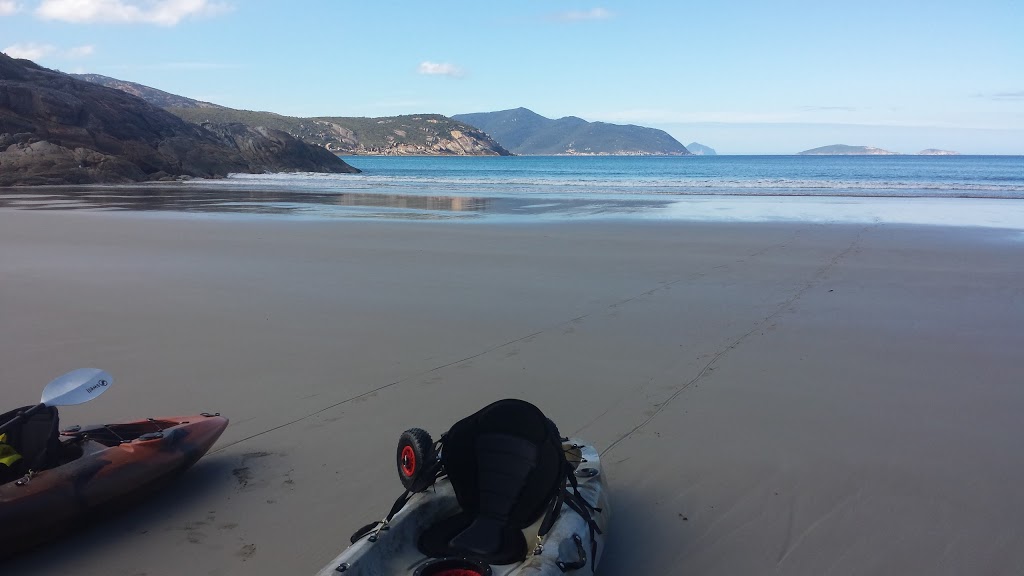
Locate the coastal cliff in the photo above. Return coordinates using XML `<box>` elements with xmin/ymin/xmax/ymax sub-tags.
<box><xmin>72</xmin><ymin>73</ymin><xmax>511</xmax><ymax>157</ymax></box>
<box><xmin>169</xmin><ymin>108</ymin><xmax>512</xmax><ymax>157</ymax></box>
<box><xmin>0</xmin><ymin>55</ymin><xmax>358</xmax><ymax>186</ymax></box>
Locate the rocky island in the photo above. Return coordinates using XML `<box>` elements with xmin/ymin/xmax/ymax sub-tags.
<box><xmin>687</xmin><ymin>142</ymin><xmax>717</xmax><ymax>155</ymax></box>
<box><xmin>0</xmin><ymin>54</ymin><xmax>358</xmax><ymax>186</ymax></box>
<box><xmin>798</xmin><ymin>144</ymin><xmax>899</xmax><ymax>155</ymax></box>
<box><xmin>917</xmin><ymin>149</ymin><xmax>960</xmax><ymax>156</ymax></box>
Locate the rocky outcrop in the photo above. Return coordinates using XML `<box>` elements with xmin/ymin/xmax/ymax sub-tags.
<box><xmin>71</xmin><ymin>74</ymin><xmax>222</xmax><ymax>109</ymax></box>
<box><xmin>687</xmin><ymin>142</ymin><xmax>717</xmax><ymax>156</ymax></box>
<box><xmin>0</xmin><ymin>135</ymin><xmax>148</xmax><ymax>185</ymax></box>
<box><xmin>360</xmin><ymin>128</ymin><xmax>514</xmax><ymax>156</ymax></box>
<box><xmin>918</xmin><ymin>149</ymin><xmax>959</xmax><ymax>156</ymax></box>
<box><xmin>203</xmin><ymin>122</ymin><xmax>358</xmax><ymax>172</ymax></box>
<box><xmin>169</xmin><ymin>107</ymin><xmax>512</xmax><ymax>157</ymax></box>
<box><xmin>0</xmin><ymin>53</ymin><xmax>358</xmax><ymax>186</ymax></box>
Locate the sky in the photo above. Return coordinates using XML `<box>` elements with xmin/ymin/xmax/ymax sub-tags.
<box><xmin>2</xmin><ymin>0</ymin><xmax>1023</xmax><ymax>154</ymax></box>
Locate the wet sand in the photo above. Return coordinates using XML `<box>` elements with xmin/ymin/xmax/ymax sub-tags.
<box><xmin>2</xmin><ymin>210</ymin><xmax>1022</xmax><ymax>575</ymax></box>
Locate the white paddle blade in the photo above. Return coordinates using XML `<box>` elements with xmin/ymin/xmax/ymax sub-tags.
<box><xmin>40</xmin><ymin>368</ymin><xmax>113</xmax><ymax>406</ymax></box>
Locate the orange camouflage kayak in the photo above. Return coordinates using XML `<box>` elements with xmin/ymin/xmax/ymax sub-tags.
<box><xmin>0</xmin><ymin>413</ymin><xmax>228</xmax><ymax>557</ymax></box>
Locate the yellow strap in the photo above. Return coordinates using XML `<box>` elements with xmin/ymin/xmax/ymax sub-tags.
<box><xmin>0</xmin><ymin>432</ymin><xmax>23</xmax><ymax>467</ymax></box>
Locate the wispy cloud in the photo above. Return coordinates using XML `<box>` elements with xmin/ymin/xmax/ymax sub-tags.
<box><xmin>417</xmin><ymin>61</ymin><xmax>464</xmax><ymax>78</ymax></box>
<box><xmin>548</xmin><ymin>7</ymin><xmax>613</xmax><ymax>22</ymax></box>
<box><xmin>974</xmin><ymin>91</ymin><xmax>1024</xmax><ymax>101</ymax></box>
<box><xmin>0</xmin><ymin>1</ymin><xmax>21</xmax><ymax>16</ymax></box>
<box><xmin>368</xmin><ymin>98</ymin><xmax>429</xmax><ymax>109</ymax></box>
<box><xmin>3</xmin><ymin>42</ymin><xmax>98</xmax><ymax>61</ymax></box>
<box><xmin>799</xmin><ymin>105</ymin><xmax>857</xmax><ymax>112</ymax></box>
<box><xmin>36</xmin><ymin>0</ymin><xmax>232</xmax><ymax>26</ymax></box>
<box><xmin>3</xmin><ymin>42</ymin><xmax>56</xmax><ymax>60</ymax></box>
<box><xmin>67</xmin><ymin>44</ymin><xmax>96</xmax><ymax>58</ymax></box>
<box><xmin>594</xmin><ymin>108</ymin><xmax>803</xmax><ymax>125</ymax></box>
<box><xmin>104</xmin><ymin>61</ymin><xmax>238</xmax><ymax>71</ymax></box>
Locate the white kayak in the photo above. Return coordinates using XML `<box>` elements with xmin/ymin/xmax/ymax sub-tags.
<box><xmin>315</xmin><ymin>438</ymin><xmax>609</xmax><ymax>576</ymax></box>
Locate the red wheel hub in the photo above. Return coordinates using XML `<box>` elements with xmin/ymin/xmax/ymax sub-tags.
<box><xmin>401</xmin><ymin>445</ymin><xmax>416</xmax><ymax>477</ymax></box>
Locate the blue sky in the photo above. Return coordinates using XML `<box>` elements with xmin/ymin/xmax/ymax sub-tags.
<box><xmin>2</xmin><ymin>0</ymin><xmax>1022</xmax><ymax>154</ymax></box>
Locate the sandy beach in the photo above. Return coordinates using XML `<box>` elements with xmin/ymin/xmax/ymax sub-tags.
<box><xmin>2</xmin><ymin>209</ymin><xmax>1022</xmax><ymax>575</ymax></box>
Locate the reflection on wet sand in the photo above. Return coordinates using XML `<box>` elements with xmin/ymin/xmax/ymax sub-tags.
<box><xmin>0</xmin><ymin>184</ymin><xmax>673</xmax><ymax>220</ymax></box>
<box><xmin>0</xmin><ymin>187</ymin><xmax>493</xmax><ymax>219</ymax></box>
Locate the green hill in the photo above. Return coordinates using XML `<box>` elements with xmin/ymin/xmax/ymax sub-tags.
<box><xmin>452</xmin><ymin>108</ymin><xmax>691</xmax><ymax>156</ymax></box>
<box><xmin>0</xmin><ymin>54</ymin><xmax>357</xmax><ymax>186</ymax></box>
<box><xmin>72</xmin><ymin>74</ymin><xmax>510</xmax><ymax>156</ymax></box>
<box><xmin>169</xmin><ymin>108</ymin><xmax>511</xmax><ymax>156</ymax></box>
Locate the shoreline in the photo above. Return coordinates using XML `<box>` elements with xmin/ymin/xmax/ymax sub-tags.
<box><xmin>1</xmin><ymin>185</ymin><xmax>1023</xmax><ymax>230</ymax></box>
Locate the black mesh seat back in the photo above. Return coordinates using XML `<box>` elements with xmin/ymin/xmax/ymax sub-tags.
<box><xmin>442</xmin><ymin>399</ymin><xmax>564</xmax><ymax>529</ymax></box>
<box><xmin>0</xmin><ymin>405</ymin><xmax>61</xmax><ymax>473</ymax></box>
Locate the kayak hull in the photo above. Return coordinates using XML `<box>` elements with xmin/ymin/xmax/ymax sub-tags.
<box><xmin>0</xmin><ymin>413</ymin><xmax>228</xmax><ymax>557</ymax></box>
<box><xmin>315</xmin><ymin>439</ymin><xmax>609</xmax><ymax>576</ymax></box>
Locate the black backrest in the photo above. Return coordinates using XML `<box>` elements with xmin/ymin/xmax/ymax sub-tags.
<box><xmin>0</xmin><ymin>405</ymin><xmax>62</xmax><ymax>473</ymax></box>
<box><xmin>441</xmin><ymin>399</ymin><xmax>565</xmax><ymax>529</ymax></box>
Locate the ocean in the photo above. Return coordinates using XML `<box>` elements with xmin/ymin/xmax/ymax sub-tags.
<box><xmin>3</xmin><ymin>156</ymin><xmax>1023</xmax><ymax>227</ymax></box>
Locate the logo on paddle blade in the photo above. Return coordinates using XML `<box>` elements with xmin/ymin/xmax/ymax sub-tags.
<box><xmin>86</xmin><ymin>379</ymin><xmax>109</xmax><ymax>394</ymax></box>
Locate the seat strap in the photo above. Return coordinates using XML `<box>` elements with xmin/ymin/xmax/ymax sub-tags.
<box><xmin>562</xmin><ymin>468</ymin><xmax>603</xmax><ymax>572</ymax></box>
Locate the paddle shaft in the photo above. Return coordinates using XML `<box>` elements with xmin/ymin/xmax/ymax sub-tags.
<box><xmin>0</xmin><ymin>403</ymin><xmax>46</xmax><ymax>435</ymax></box>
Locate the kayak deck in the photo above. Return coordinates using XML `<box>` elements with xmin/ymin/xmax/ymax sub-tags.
<box><xmin>0</xmin><ymin>413</ymin><xmax>228</xmax><ymax>557</ymax></box>
<box><xmin>316</xmin><ymin>439</ymin><xmax>609</xmax><ymax>576</ymax></box>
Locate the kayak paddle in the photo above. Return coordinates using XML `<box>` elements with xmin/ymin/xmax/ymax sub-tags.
<box><xmin>0</xmin><ymin>368</ymin><xmax>113</xmax><ymax>434</ymax></box>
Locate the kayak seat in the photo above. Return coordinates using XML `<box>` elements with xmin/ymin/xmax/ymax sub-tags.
<box><xmin>418</xmin><ymin>399</ymin><xmax>564</xmax><ymax>565</ymax></box>
<box><xmin>0</xmin><ymin>405</ymin><xmax>62</xmax><ymax>484</ymax></box>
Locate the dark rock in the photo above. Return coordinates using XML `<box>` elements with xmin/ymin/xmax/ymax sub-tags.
<box><xmin>202</xmin><ymin>123</ymin><xmax>358</xmax><ymax>173</ymax></box>
<box><xmin>0</xmin><ymin>53</ymin><xmax>358</xmax><ymax>186</ymax></box>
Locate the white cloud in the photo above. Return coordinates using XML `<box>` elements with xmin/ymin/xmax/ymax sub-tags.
<box><xmin>417</xmin><ymin>61</ymin><xmax>464</xmax><ymax>78</ymax></box>
<box><xmin>3</xmin><ymin>42</ymin><xmax>57</xmax><ymax>60</ymax></box>
<box><xmin>0</xmin><ymin>1</ymin><xmax>21</xmax><ymax>16</ymax></box>
<box><xmin>549</xmin><ymin>7</ymin><xmax>613</xmax><ymax>22</ymax></box>
<box><xmin>974</xmin><ymin>91</ymin><xmax>1024</xmax><ymax>101</ymax></box>
<box><xmin>67</xmin><ymin>44</ymin><xmax>95</xmax><ymax>58</ymax></box>
<box><xmin>3</xmin><ymin>42</ymin><xmax>98</xmax><ymax>61</ymax></box>
<box><xmin>36</xmin><ymin>0</ymin><xmax>232</xmax><ymax>26</ymax></box>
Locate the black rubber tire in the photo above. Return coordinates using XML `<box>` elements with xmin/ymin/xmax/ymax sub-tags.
<box><xmin>397</xmin><ymin>428</ymin><xmax>435</xmax><ymax>492</ymax></box>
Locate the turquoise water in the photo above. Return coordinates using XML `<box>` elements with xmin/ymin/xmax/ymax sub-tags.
<box><xmin>334</xmin><ymin>155</ymin><xmax>1024</xmax><ymax>199</ymax></box>
<box><xmin>2</xmin><ymin>156</ymin><xmax>1023</xmax><ymax>226</ymax></box>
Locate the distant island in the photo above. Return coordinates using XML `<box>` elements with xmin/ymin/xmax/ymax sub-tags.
<box><xmin>452</xmin><ymin>108</ymin><xmax>691</xmax><ymax>156</ymax></box>
<box><xmin>798</xmin><ymin>144</ymin><xmax>898</xmax><ymax>156</ymax></box>
<box><xmin>75</xmin><ymin>74</ymin><xmax>511</xmax><ymax>157</ymax></box>
<box><xmin>687</xmin><ymin>142</ymin><xmax>717</xmax><ymax>156</ymax></box>
<box><xmin>918</xmin><ymin>149</ymin><xmax>960</xmax><ymax>156</ymax></box>
<box><xmin>0</xmin><ymin>54</ymin><xmax>358</xmax><ymax>186</ymax></box>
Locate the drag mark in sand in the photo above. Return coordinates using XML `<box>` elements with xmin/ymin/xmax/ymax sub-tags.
<box><xmin>571</xmin><ymin>229</ymin><xmax>815</xmax><ymax>438</ymax></box>
<box><xmin>600</xmin><ymin>224</ymin><xmax>873</xmax><ymax>457</ymax></box>
<box><xmin>213</xmin><ymin>226</ymin><xmax>817</xmax><ymax>456</ymax></box>
<box><xmin>209</xmin><ymin>327</ymin><xmax>552</xmax><ymax>453</ymax></box>
<box><xmin>776</xmin><ymin>488</ymin><xmax>862</xmax><ymax>568</ymax></box>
